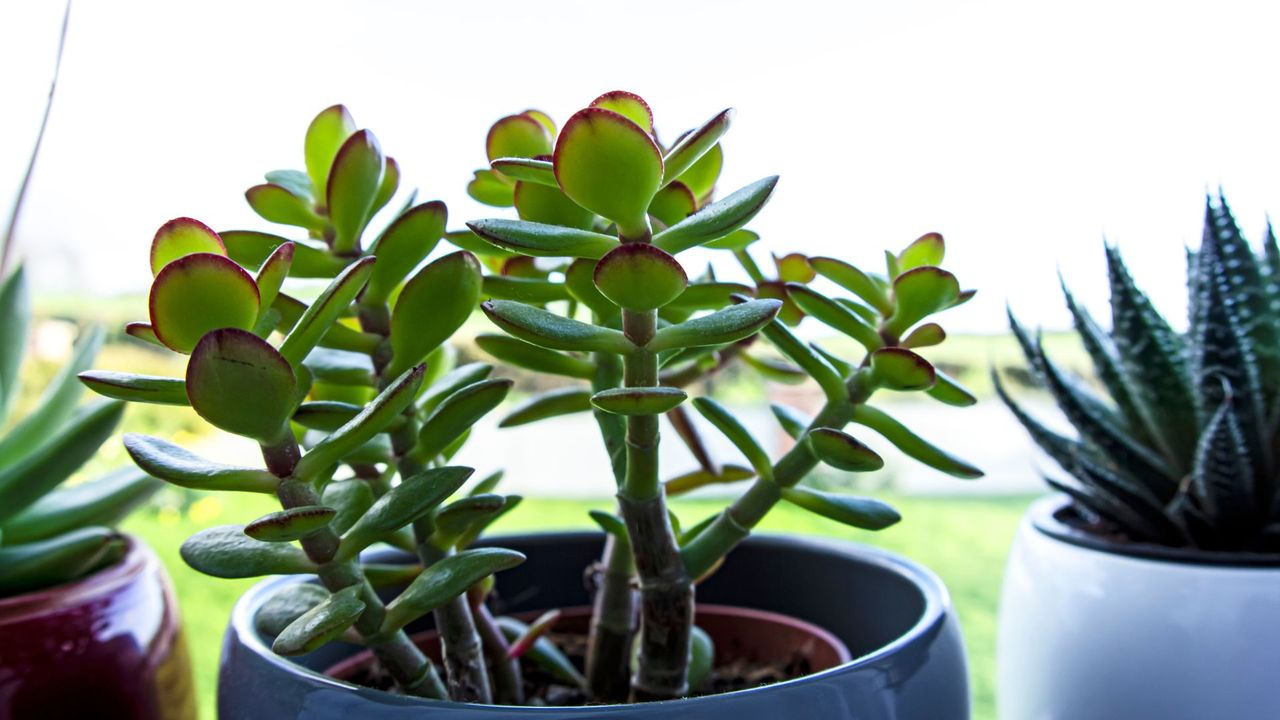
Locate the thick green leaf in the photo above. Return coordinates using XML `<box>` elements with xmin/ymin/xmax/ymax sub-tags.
<box><xmin>124</xmin><ymin>322</ymin><xmax>163</xmax><ymax>347</ymax></box>
<box><xmin>292</xmin><ymin>401</ymin><xmax>366</xmax><ymax>432</ymax></box>
<box><xmin>0</xmin><ymin>401</ymin><xmax>124</xmax><ymax>524</ymax></box>
<box><xmin>364</xmin><ymin>201</ymin><xmax>447</xmax><ymax>305</ymax></box>
<box><xmin>703</xmin><ymin>229</ymin><xmax>759</xmax><ymax>251</ymax></box>
<box><xmin>809</xmin><ymin>257</ymin><xmax>891</xmax><ymax>315</ymax></box>
<box><xmin>414</xmin><ymin>379</ymin><xmax>512</xmax><ymax>461</ymax></box>
<box><xmin>897</xmin><ymin>232</ymin><xmax>944</xmax><ymax>271</ymax></box>
<box><xmin>279</xmin><ymin>257</ymin><xmax>375</xmax><ymax>368</ymax></box>
<box><xmin>652</xmin><ymin>177</ymin><xmax>778</xmax><ymax>254</ymax></box>
<box><xmin>490</xmin><ymin>157</ymin><xmax>556</xmax><ymax>187</ymax></box>
<box><xmin>0</xmin><ymin>467</ymin><xmax>159</xmax><ymax>544</ymax></box>
<box><xmin>883</xmin><ymin>267</ymin><xmax>960</xmax><ymax>338</ymax></box>
<box><xmin>668</xmin><ymin>282</ymin><xmax>753</xmax><ymax>311</ymax></box>
<box><xmin>787</xmin><ymin>284</ymin><xmax>881</xmax><ymax>351</ymax></box>
<box><xmin>338</xmin><ymin>466</ymin><xmax>473</xmax><ymax>561</ymax></box>
<box><xmin>181</xmin><ymin>524</ymin><xmax>316</xmax><ymax>578</ymax></box>
<box><xmin>149</xmin><ymin>253</ymin><xmax>260</xmax><ymax>353</ymax></box>
<box><xmin>274</xmin><ymin>294</ymin><xmax>379</xmax><ymax>355</ymax></box>
<box><xmin>499</xmin><ymin>387</ymin><xmax>592</xmax><ymax>428</ymax></box>
<box><xmin>383</xmin><ymin>548</ymin><xmax>526</xmax><ymax>633</ymax></box>
<box><xmin>372</xmin><ymin>156</ymin><xmax>400</xmax><ymax>217</ymax></box>
<box><xmin>0</xmin><ymin>527</ymin><xmax>125</xmax><ymax>596</ymax></box>
<box><xmin>649</xmin><ymin>299</ymin><xmax>781</xmax><ymax>352</ymax></box>
<box><xmin>649</xmin><ymin>182</ymin><xmax>697</xmax><ymax>227</ymax></box>
<box><xmin>432</xmin><ymin>494</ymin><xmax>507</xmax><ymax>543</ymax></box>
<box><xmin>594</xmin><ymin>243</ymin><xmax>687</xmax><ymax>312</ymax></box>
<box><xmin>273</xmin><ymin>585</ymin><xmax>366</xmax><ymax>656</ymax></box>
<box><xmin>514</xmin><ymin>182</ymin><xmax>595</xmax><ymax>230</ymax></box>
<box><xmin>691</xmin><ymin>396</ymin><xmax>772</xmax><ymax>480</ymax></box>
<box><xmin>554</xmin><ymin>107</ymin><xmax>663</xmax><ymax>235</ymax></box>
<box><xmin>482</xmin><ymin>275</ymin><xmax>570</xmax><ymax>303</ymax></box>
<box><xmin>467</xmin><ymin>169</ymin><xmax>515</xmax><ymax>207</ymax></box>
<box><xmin>1191</xmin><ymin>396</ymin><xmax>1258</xmax><ymax>532</ymax></box>
<box><xmin>902</xmin><ymin>323</ymin><xmax>945</xmax><ymax>349</ymax></box>
<box><xmin>677</xmin><ymin>143</ymin><xmax>723</xmax><ymax>201</ymax></box>
<box><xmin>388</xmin><ymin>251</ymin><xmax>482</xmax><ymax>378</ymax></box>
<box><xmin>327</xmin><ymin>129</ymin><xmax>384</xmax><ymax>254</ymax></box>
<box><xmin>688</xmin><ymin>625</ymin><xmax>715</xmax><ymax>691</ymax></box>
<box><xmin>79</xmin><ymin>370</ymin><xmax>188</xmax><ymax>406</ymax></box>
<box><xmin>780</xmin><ymin>486</ymin><xmax>900</xmax><ymax>530</ymax></box>
<box><xmin>926</xmin><ymin>370</ymin><xmax>977</xmax><ymax>407</ymax></box>
<box><xmin>222</xmin><ymin>231</ymin><xmax>349</xmax><ymax>279</ymax></box>
<box><xmin>590</xmin><ymin>90</ymin><xmax>654</xmax><ymax>134</ymax></box>
<box><xmin>487</xmin><ymin>114</ymin><xmax>553</xmax><ymax>161</ymax></box>
<box><xmin>150</xmin><ymin>217</ymin><xmax>227</xmax><ymax>275</ymax></box>
<box><xmin>187</xmin><ymin>329</ymin><xmax>297</xmax><ymax>441</ymax></box>
<box><xmin>295</xmin><ymin>365</ymin><xmax>425</xmax><ymax>479</ymax></box>
<box><xmin>302</xmin><ymin>348</ymin><xmax>375</xmax><ymax>387</ymax></box>
<box><xmin>467</xmin><ymin>219</ymin><xmax>618</xmax><ymax>259</ymax></box>
<box><xmin>564</xmin><ymin>259</ymin><xmax>616</xmax><ymax>318</ymax></box>
<box><xmin>852</xmin><ymin>405</ymin><xmax>983</xmax><ymax>478</ymax></box>
<box><xmin>1061</xmin><ymin>281</ymin><xmax>1148</xmax><ymax>441</ymax></box>
<box><xmin>591</xmin><ymin>386</ymin><xmax>687</xmax><ymax>415</ymax></box>
<box><xmin>807</xmin><ymin>428</ymin><xmax>883</xmax><ymax>471</ymax></box>
<box><xmin>245</xmin><ymin>506</ymin><xmax>336</xmax><ymax>542</ymax></box>
<box><xmin>0</xmin><ymin>326</ymin><xmax>102</xmax><ymax>466</ymax></box>
<box><xmin>482</xmin><ymin>300</ymin><xmax>633</xmax><ymax>353</ymax></box>
<box><xmin>662</xmin><ymin>109</ymin><xmax>732</xmax><ymax>186</ymax></box>
<box><xmin>123</xmin><ymin>433</ymin><xmax>279</xmax><ymax>492</ymax></box>
<box><xmin>476</xmin><ymin>334</ymin><xmax>593</xmax><ymax>379</ymax></box>
<box><xmin>417</xmin><ymin>362</ymin><xmax>495</xmax><ymax>416</ymax></box>
<box><xmin>246</xmin><ymin>184</ymin><xmax>326</xmax><ymax>232</ymax></box>
<box><xmin>665</xmin><ymin>465</ymin><xmax>755</xmax><ymax>496</ymax></box>
<box><xmin>255</xmin><ymin>584</ymin><xmax>328</xmax><ymax>638</ymax></box>
<box><xmin>254</xmin><ymin>242</ymin><xmax>294</xmax><ymax>318</ymax></box>
<box><xmin>321</xmin><ymin>479</ymin><xmax>375</xmax><ymax>535</ymax></box>
<box><xmin>868</xmin><ymin>348</ymin><xmax>935</xmax><ymax>391</ymax></box>
<box><xmin>770</xmin><ymin>403</ymin><xmax>812</xmax><ymax>440</ymax></box>
<box><xmin>264</xmin><ymin>169</ymin><xmax>314</xmax><ymax>202</ymax></box>
<box><xmin>757</xmin><ymin>316</ymin><xmax>848</xmax><ymax>404</ymax></box>
<box><xmin>305</xmin><ymin>104</ymin><xmax>357</xmax><ymax>204</ymax></box>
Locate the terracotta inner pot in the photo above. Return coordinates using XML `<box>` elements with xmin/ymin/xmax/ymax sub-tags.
<box><xmin>325</xmin><ymin>603</ymin><xmax>851</xmax><ymax>697</ymax></box>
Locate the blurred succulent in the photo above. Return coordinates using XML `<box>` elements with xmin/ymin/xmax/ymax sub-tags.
<box><xmin>998</xmin><ymin>196</ymin><xmax>1280</xmax><ymax>553</ymax></box>
<box><xmin>80</xmin><ymin>107</ymin><xmax>527</xmax><ymax>702</ymax></box>
<box><xmin>0</xmin><ymin>7</ymin><xmax>160</xmax><ymax>598</ymax></box>
<box><xmin>462</xmin><ymin>91</ymin><xmax>982</xmax><ymax>703</ymax></box>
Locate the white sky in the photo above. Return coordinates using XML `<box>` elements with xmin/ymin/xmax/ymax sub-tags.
<box><xmin>2</xmin><ymin>0</ymin><xmax>1278</xmax><ymax>332</ymax></box>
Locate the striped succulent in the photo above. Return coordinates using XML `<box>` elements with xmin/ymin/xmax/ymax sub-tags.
<box><xmin>998</xmin><ymin>195</ymin><xmax>1280</xmax><ymax>553</ymax></box>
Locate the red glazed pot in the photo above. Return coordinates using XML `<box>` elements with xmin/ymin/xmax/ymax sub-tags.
<box><xmin>0</xmin><ymin>535</ymin><xmax>195</xmax><ymax>720</ymax></box>
<box><xmin>326</xmin><ymin>603</ymin><xmax>853</xmax><ymax>686</ymax></box>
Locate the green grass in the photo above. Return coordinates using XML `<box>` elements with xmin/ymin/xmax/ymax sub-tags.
<box><xmin>124</xmin><ymin>492</ymin><xmax>1036</xmax><ymax>720</ymax></box>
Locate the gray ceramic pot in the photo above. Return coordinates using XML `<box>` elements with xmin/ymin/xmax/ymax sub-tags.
<box><xmin>219</xmin><ymin>532</ymin><xmax>969</xmax><ymax>719</ymax></box>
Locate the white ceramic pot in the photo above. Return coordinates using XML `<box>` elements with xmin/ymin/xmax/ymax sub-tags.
<box><xmin>998</xmin><ymin>495</ymin><xmax>1280</xmax><ymax>720</ymax></box>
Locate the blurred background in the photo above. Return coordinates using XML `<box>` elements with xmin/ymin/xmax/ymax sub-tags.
<box><xmin>3</xmin><ymin>1</ymin><xmax>1278</xmax><ymax>717</ymax></box>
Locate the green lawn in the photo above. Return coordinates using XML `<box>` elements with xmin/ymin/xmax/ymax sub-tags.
<box><xmin>125</xmin><ymin>493</ymin><xmax>1036</xmax><ymax>720</ymax></box>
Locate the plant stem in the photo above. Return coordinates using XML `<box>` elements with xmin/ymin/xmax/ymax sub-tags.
<box><xmin>680</xmin><ymin>375</ymin><xmax>873</xmax><ymax>578</ymax></box>
<box><xmin>617</xmin><ymin>307</ymin><xmax>693</xmax><ymax>702</ymax></box>
<box><xmin>386</xmin><ymin>370</ymin><xmax>492</xmax><ymax>704</ymax></box>
<box><xmin>468</xmin><ymin>585</ymin><xmax>524</xmax><ymax>705</ymax></box>
<box><xmin>262</xmin><ymin>434</ymin><xmax>447</xmax><ymax>699</ymax></box>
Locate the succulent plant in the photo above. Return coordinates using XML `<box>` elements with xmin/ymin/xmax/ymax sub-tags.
<box><xmin>460</xmin><ymin>91</ymin><xmax>982</xmax><ymax>703</ymax></box>
<box><xmin>998</xmin><ymin>195</ymin><xmax>1280</xmax><ymax>553</ymax></box>
<box><xmin>0</xmin><ymin>8</ymin><xmax>161</xmax><ymax>598</ymax></box>
<box><xmin>81</xmin><ymin>106</ymin><xmax>528</xmax><ymax>702</ymax></box>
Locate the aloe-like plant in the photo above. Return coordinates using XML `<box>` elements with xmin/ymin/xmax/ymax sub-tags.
<box><xmin>0</xmin><ymin>1</ymin><xmax>161</xmax><ymax>599</ymax></box>
<box><xmin>459</xmin><ymin>91</ymin><xmax>983</xmax><ymax>702</ymax></box>
<box><xmin>81</xmin><ymin>107</ymin><xmax>528</xmax><ymax>703</ymax></box>
<box><xmin>998</xmin><ymin>196</ymin><xmax>1280</xmax><ymax>553</ymax></box>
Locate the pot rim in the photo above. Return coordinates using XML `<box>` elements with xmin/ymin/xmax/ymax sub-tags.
<box><xmin>1030</xmin><ymin>495</ymin><xmax>1280</xmax><ymax>568</ymax></box>
<box><xmin>229</xmin><ymin>531</ymin><xmax>953</xmax><ymax>712</ymax></box>
<box><xmin>0</xmin><ymin>534</ymin><xmax>152</xmax><ymax>622</ymax></box>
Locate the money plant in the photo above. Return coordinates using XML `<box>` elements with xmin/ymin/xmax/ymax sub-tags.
<box><xmin>80</xmin><ymin>106</ymin><xmax>529</xmax><ymax>703</ymax></box>
<box><xmin>998</xmin><ymin>196</ymin><xmax>1280</xmax><ymax>553</ymax></box>
<box><xmin>457</xmin><ymin>91</ymin><xmax>983</xmax><ymax>703</ymax></box>
<box><xmin>0</xmin><ymin>23</ymin><xmax>160</xmax><ymax>598</ymax></box>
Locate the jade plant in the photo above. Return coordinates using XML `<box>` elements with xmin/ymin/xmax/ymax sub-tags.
<box><xmin>457</xmin><ymin>91</ymin><xmax>983</xmax><ymax>702</ymax></box>
<box><xmin>0</xmin><ymin>11</ymin><xmax>161</xmax><ymax>598</ymax></box>
<box><xmin>81</xmin><ymin>107</ymin><xmax>528</xmax><ymax>702</ymax></box>
<box><xmin>84</xmin><ymin>93</ymin><xmax>981</xmax><ymax>707</ymax></box>
<box><xmin>998</xmin><ymin>196</ymin><xmax>1280</xmax><ymax>553</ymax></box>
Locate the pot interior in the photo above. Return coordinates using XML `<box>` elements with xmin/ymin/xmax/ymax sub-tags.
<box><xmin>271</xmin><ymin>533</ymin><xmax>933</xmax><ymax>687</ymax></box>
